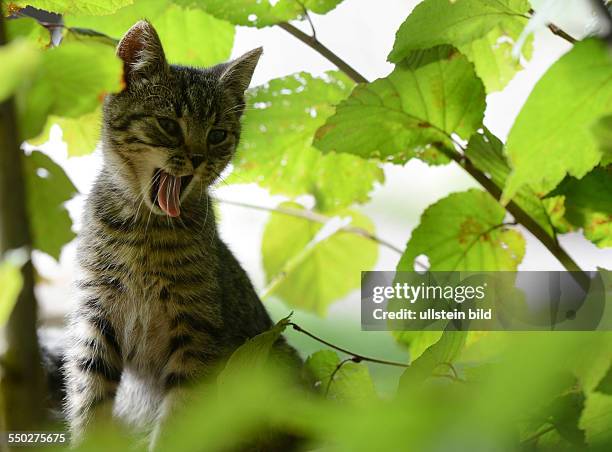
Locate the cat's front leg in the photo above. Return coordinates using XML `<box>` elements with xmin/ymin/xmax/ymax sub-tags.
<box><xmin>65</xmin><ymin>307</ymin><xmax>123</xmax><ymax>444</ymax></box>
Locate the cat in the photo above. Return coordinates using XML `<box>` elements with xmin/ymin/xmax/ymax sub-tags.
<box><xmin>63</xmin><ymin>20</ymin><xmax>301</xmax><ymax>449</ymax></box>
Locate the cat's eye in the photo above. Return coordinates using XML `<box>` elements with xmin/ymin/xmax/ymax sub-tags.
<box><xmin>157</xmin><ymin>117</ymin><xmax>182</xmax><ymax>138</ymax></box>
<box><xmin>208</xmin><ymin>129</ymin><xmax>227</xmax><ymax>145</ymax></box>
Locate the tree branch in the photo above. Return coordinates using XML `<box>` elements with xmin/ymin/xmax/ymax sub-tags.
<box><xmin>275</xmin><ymin>14</ymin><xmax>589</xmax><ymax>290</ymax></box>
<box><xmin>0</xmin><ymin>3</ymin><xmax>48</xmax><ymax>430</ymax></box>
<box><xmin>277</xmin><ymin>22</ymin><xmax>368</xmax><ymax>84</ymax></box>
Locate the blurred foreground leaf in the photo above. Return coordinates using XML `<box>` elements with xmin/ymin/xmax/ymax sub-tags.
<box><xmin>0</xmin><ymin>39</ymin><xmax>40</xmax><ymax>102</ymax></box>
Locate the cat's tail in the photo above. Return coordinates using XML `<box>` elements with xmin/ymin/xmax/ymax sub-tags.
<box><xmin>38</xmin><ymin>327</ymin><xmax>67</xmax><ymax>419</ymax></box>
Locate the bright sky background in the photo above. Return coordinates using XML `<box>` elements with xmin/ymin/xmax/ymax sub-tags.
<box><xmin>32</xmin><ymin>0</ymin><xmax>612</xmax><ymax>324</ymax></box>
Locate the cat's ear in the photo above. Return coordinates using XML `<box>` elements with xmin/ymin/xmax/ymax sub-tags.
<box><xmin>219</xmin><ymin>47</ymin><xmax>263</xmax><ymax>95</ymax></box>
<box><xmin>117</xmin><ymin>20</ymin><xmax>168</xmax><ymax>87</ymax></box>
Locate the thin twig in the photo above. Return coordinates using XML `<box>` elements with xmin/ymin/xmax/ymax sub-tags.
<box><xmin>277</xmin><ymin>21</ymin><xmax>367</xmax><ymax>84</ymax></box>
<box><xmin>547</xmin><ymin>23</ymin><xmax>577</xmax><ymax>43</ymax></box>
<box><xmin>214</xmin><ymin>197</ymin><xmax>427</xmax><ymax>269</ymax></box>
<box><xmin>289</xmin><ymin>322</ymin><xmax>409</xmax><ymax>368</ymax></box>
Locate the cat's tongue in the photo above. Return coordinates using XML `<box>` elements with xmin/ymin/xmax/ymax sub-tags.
<box><xmin>158</xmin><ymin>171</ymin><xmax>181</xmax><ymax>217</ymax></box>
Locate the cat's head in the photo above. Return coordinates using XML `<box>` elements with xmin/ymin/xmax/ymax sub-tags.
<box><xmin>102</xmin><ymin>20</ymin><xmax>261</xmax><ymax>218</ymax></box>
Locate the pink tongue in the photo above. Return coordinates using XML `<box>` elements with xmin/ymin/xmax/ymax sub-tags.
<box><xmin>157</xmin><ymin>171</ymin><xmax>181</xmax><ymax>217</ymax></box>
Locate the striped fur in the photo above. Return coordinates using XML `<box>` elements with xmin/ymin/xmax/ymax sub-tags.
<box><xmin>65</xmin><ymin>21</ymin><xmax>300</xmax><ymax>448</ymax></box>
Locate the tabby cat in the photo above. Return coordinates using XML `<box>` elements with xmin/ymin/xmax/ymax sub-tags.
<box><xmin>64</xmin><ymin>20</ymin><xmax>300</xmax><ymax>449</ymax></box>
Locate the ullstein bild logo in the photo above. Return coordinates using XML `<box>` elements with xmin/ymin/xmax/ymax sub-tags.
<box><xmin>361</xmin><ymin>271</ymin><xmax>610</xmax><ymax>331</ymax></box>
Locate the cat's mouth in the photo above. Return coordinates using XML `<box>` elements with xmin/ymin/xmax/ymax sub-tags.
<box><xmin>150</xmin><ymin>169</ymin><xmax>193</xmax><ymax>217</ymax></box>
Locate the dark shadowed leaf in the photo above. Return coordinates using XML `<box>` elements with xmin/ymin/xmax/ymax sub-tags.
<box><xmin>24</xmin><ymin>151</ymin><xmax>77</xmax><ymax>260</ymax></box>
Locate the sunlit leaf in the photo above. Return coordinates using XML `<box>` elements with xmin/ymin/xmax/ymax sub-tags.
<box><xmin>66</xmin><ymin>0</ymin><xmax>235</xmax><ymax>68</ymax></box>
<box><xmin>29</xmin><ymin>108</ymin><xmax>102</xmax><ymax>157</ymax></box>
<box><xmin>398</xmin><ymin>189</ymin><xmax>525</xmax><ymax>271</ymax></box>
<box><xmin>24</xmin><ymin>151</ymin><xmax>77</xmax><ymax>260</ymax></box>
<box><xmin>580</xmin><ymin>392</ymin><xmax>612</xmax><ymax>450</ymax></box>
<box><xmin>503</xmin><ymin>39</ymin><xmax>612</xmax><ymax>203</ymax></box>
<box><xmin>175</xmin><ymin>0</ymin><xmax>344</xmax><ymax>28</ymax></box>
<box><xmin>262</xmin><ymin>202</ymin><xmax>378</xmax><ymax>316</ymax></box>
<box><xmin>314</xmin><ymin>46</ymin><xmax>485</xmax><ymax>165</ymax></box>
<box><xmin>232</xmin><ymin>72</ymin><xmax>383</xmax><ymax>212</ymax></box>
<box><xmin>17</xmin><ymin>40</ymin><xmax>122</xmax><ymax>140</ymax></box>
<box><xmin>389</xmin><ymin>0</ymin><xmax>531</xmax><ymax>92</ymax></box>
<box><xmin>7</xmin><ymin>0</ymin><xmax>134</xmax><ymax>15</ymax></box>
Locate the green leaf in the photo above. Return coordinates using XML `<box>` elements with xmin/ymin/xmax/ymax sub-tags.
<box><xmin>66</xmin><ymin>0</ymin><xmax>235</xmax><ymax>68</ymax></box>
<box><xmin>262</xmin><ymin>202</ymin><xmax>378</xmax><ymax>316</ymax></box>
<box><xmin>0</xmin><ymin>250</ymin><xmax>27</xmax><ymax>327</ymax></box>
<box><xmin>232</xmin><ymin>72</ymin><xmax>383</xmax><ymax>212</ymax></box>
<box><xmin>218</xmin><ymin>314</ymin><xmax>291</xmax><ymax>382</ymax></box>
<box><xmin>24</xmin><ymin>151</ymin><xmax>77</xmax><ymax>260</ymax></box>
<box><xmin>389</xmin><ymin>0</ymin><xmax>531</xmax><ymax>92</ymax></box>
<box><xmin>548</xmin><ymin>390</ymin><xmax>587</xmax><ymax>446</ymax></box>
<box><xmin>0</xmin><ymin>39</ymin><xmax>40</xmax><ymax>102</ymax></box>
<box><xmin>29</xmin><ymin>108</ymin><xmax>102</xmax><ymax>157</ymax></box>
<box><xmin>17</xmin><ymin>40</ymin><xmax>122</xmax><ymax>140</ymax></box>
<box><xmin>7</xmin><ymin>0</ymin><xmax>134</xmax><ymax>15</ymax></box>
<box><xmin>595</xmin><ymin>363</ymin><xmax>612</xmax><ymax>395</ymax></box>
<box><xmin>314</xmin><ymin>46</ymin><xmax>485</xmax><ymax>165</ymax></box>
<box><xmin>305</xmin><ymin>350</ymin><xmax>377</xmax><ymax>403</ymax></box>
<box><xmin>503</xmin><ymin>39</ymin><xmax>612</xmax><ymax>203</ymax></box>
<box><xmin>398</xmin><ymin>189</ymin><xmax>526</xmax><ymax>271</ymax></box>
<box><xmin>399</xmin><ymin>326</ymin><xmax>467</xmax><ymax>392</ymax></box>
<box><xmin>465</xmin><ymin>128</ymin><xmax>555</xmax><ymax>237</ymax></box>
<box><xmin>547</xmin><ymin>168</ymin><xmax>612</xmax><ymax>248</ymax></box>
<box><xmin>6</xmin><ymin>17</ymin><xmax>51</xmax><ymax>47</ymax></box>
<box><xmin>593</xmin><ymin>115</ymin><xmax>612</xmax><ymax>166</ymax></box>
<box><xmin>175</xmin><ymin>0</ymin><xmax>343</xmax><ymax>28</ymax></box>
<box><xmin>460</xmin><ymin>21</ymin><xmax>533</xmax><ymax>92</ymax></box>
<box><xmin>580</xmin><ymin>392</ymin><xmax>612</xmax><ymax>450</ymax></box>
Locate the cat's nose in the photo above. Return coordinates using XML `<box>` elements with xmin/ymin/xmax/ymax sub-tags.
<box><xmin>191</xmin><ymin>154</ymin><xmax>205</xmax><ymax>168</ymax></box>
